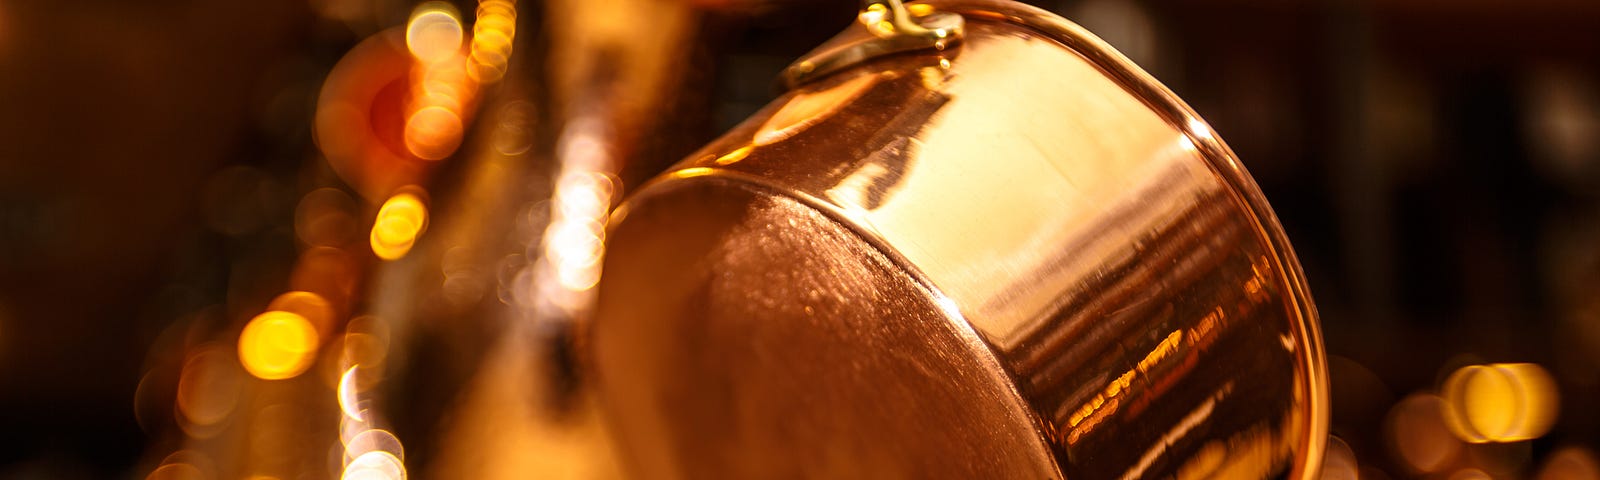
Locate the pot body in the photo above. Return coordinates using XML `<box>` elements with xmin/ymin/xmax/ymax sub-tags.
<box><xmin>589</xmin><ymin>1</ymin><xmax>1328</xmax><ymax>478</ymax></box>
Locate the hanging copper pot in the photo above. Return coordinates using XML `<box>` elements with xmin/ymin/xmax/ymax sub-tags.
<box><xmin>587</xmin><ymin>0</ymin><xmax>1329</xmax><ymax>478</ymax></box>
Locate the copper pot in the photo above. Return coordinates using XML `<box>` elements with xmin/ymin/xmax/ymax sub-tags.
<box><xmin>588</xmin><ymin>1</ymin><xmax>1329</xmax><ymax>478</ymax></box>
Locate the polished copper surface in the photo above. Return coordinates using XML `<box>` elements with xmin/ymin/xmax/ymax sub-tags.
<box><xmin>590</xmin><ymin>1</ymin><xmax>1329</xmax><ymax>478</ymax></box>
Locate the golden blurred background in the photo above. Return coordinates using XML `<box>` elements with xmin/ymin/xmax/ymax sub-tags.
<box><xmin>0</xmin><ymin>0</ymin><xmax>1598</xmax><ymax>478</ymax></box>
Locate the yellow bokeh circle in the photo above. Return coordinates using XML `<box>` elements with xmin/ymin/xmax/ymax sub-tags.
<box><xmin>238</xmin><ymin>311</ymin><xmax>321</xmax><ymax>380</ymax></box>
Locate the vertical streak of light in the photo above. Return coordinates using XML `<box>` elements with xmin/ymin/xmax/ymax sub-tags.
<box><xmin>404</xmin><ymin>3</ymin><xmax>475</xmax><ymax>161</ymax></box>
<box><xmin>337</xmin><ymin>335</ymin><xmax>406</xmax><ymax>479</ymax></box>
<box><xmin>470</xmin><ymin>0</ymin><xmax>518</xmax><ymax>84</ymax></box>
<box><xmin>524</xmin><ymin>113</ymin><xmax>617</xmax><ymax>331</ymax></box>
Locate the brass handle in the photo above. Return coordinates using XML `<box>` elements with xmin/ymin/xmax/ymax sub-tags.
<box><xmin>782</xmin><ymin>0</ymin><xmax>964</xmax><ymax>88</ymax></box>
<box><xmin>861</xmin><ymin>0</ymin><xmax>961</xmax><ymax>41</ymax></box>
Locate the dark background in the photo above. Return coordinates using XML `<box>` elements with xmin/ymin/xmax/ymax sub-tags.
<box><xmin>1</xmin><ymin>0</ymin><xmax>1598</xmax><ymax>477</ymax></box>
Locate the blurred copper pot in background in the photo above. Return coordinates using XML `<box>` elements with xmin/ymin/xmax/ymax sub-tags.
<box><xmin>588</xmin><ymin>0</ymin><xmax>1329</xmax><ymax>478</ymax></box>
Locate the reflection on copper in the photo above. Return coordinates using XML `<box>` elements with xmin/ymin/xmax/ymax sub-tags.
<box><xmin>1008</xmin><ymin>179</ymin><xmax>1291</xmax><ymax>474</ymax></box>
<box><xmin>1114</xmin><ymin>382</ymin><xmax>1236</xmax><ymax>479</ymax></box>
<box><xmin>237</xmin><ymin>311</ymin><xmax>320</xmax><ymax>380</ymax></box>
<box><xmin>1540</xmin><ymin>446</ymin><xmax>1600</xmax><ymax>480</ymax></box>
<box><xmin>755</xmin><ymin>72</ymin><xmax>880</xmax><ymax>146</ymax></box>
<box><xmin>592</xmin><ymin>2</ymin><xmax>1327</xmax><ymax>477</ymax></box>
<box><xmin>370</xmin><ymin>191</ymin><xmax>429</xmax><ymax>261</ymax></box>
<box><xmin>712</xmin><ymin>145</ymin><xmax>752</xmax><ymax>166</ymax></box>
<box><xmin>1442</xmin><ymin>363</ymin><xmax>1559</xmax><ymax>443</ymax></box>
<box><xmin>1386</xmin><ymin>393</ymin><xmax>1464</xmax><ymax>474</ymax></box>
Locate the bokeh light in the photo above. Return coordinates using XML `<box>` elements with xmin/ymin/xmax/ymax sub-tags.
<box><xmin>1540</xmin><ymin>446</ymin><xmax>1600</xmax><ymax>480</ymax></box>
<box><xmin>1442</xmin><ymin>363</ymin><xmax>1559</xmax><ymax>443</ymax></box>
<box><xmin>347</xmin><ymin>429</ymin><xmax>406</xmax><ymax>462</ymax></box>
<box><xmin>291</xmin><ymin>246</ymin><xmax>358</xmax><ymax>305</ymax></box>
<box><xmin>537</xmin><ymin>169</ymin><xmax>615</xmax><ymax>301</ymax></box>
<box><xmin>469</xmin><ymin>0</ymin><xmax>517</xmax><ymax>83</ymax></box>
<box><xmin>371</xmin><ymin>192</ymin><xmax>429</xmax><ymax>260</ymax></box>
<box><xmin>237</xmin><ymin>311</ymin><xmax>320</xmax><ymax>380</ymax></box>
<box><xmin>1320</xmin><ymin>435</ymin><xmax>1359</xmax><ymax>480</ymax></box>
<box><xmin>403</xmin><ymin>105</ymin><xmax>465</xmax><ymax>161</ymax></box>
<box><xmin>342</xmin><ymin>450</ymin><xmax>406</xmax><ymax>480</ymax></box>
<box><xmin>146</xmin><ymin>463</ymin><xmax>205</xmax><ymax>480</ymax></box>
<box><xmin>406</xmin><ymin>3</ymin><xmax>464</xmax><ymax>65</ymax></box>
<box><xmin>402</xmin><ymin>2</ymin><xmax>477</xmax><ymax>161</ymax></box>
<box><xmin>295</xmin><ymin>188</ymin><xmax>361</xmax><ymax>247</ymax></box>
<box><xmin>147</xmin><ymin>451</ymin><xmax>215</xmax><ymax>480</ymax></box>
<box><xmin>339</xmin><ymin>365</ymin><xmax>365</xmax><ymax>421</ymax></box>
<box><xmin>314</xmin><ymin>28</ymin><xmax>427</xmax><ymax>200</ymax></box>
<box><xmin>175</xmin><ymin>345</ymin><xmax>244</xmax><ymax>435</ymax></box>
<box><xmin>266</xmin><ymin>291</ymin><xmax>336</xmax><ymax>337</ymax></box>
<box><xmin>1386</xmin><ymin>392</ymin><xmax>1464</xmax><ymax>474</ymax></box>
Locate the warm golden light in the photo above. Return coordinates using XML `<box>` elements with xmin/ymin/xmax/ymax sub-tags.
<box><xmin>403</xmin><ymin>105</ymin><xmax>464</xmax><ymax>161</ymax></box>
<box><xmin>406</xmin><ymin>3</ymin><xmax>464</xmax><ymax>65</ymax></box>
<box><xmin>292</xmin><ymin>246</ymin><xmax>357</xmax><ymax>304</ymax></box>
<box><xmin>342</xmin><ymin>450</ymin><xmax>406</xmax><ymax>480</ymax></box>
<box><xmin>756</xmin><ymin>73</ymin><xmax>878</xmax><ymax>146</ymax></box>
<box><xmin>469</xmin><ymin>0</ymin><xmax>517</xmax><ymax>83</ymax></box>
<box><xmin>347</xmin><ymin>429</ymin><xmax>406</xmax><ymax>461</ymax></box>
<box><xmin>1386</xmin><ymin>393</ymin><xmax>1464</xmax><ymax>474</ymax></box>
<box><xmin>543</xmin><ymin>171</ymin><xmax>615</xmax><ymax>294</ymax></box>
<box><xmin>238</xmin><ymin>311</ymin><xmax>320</xmax><ymax>380</ymax></box>
<box><xmin>1442</xmin><ymin>363</ymin><xmax>1559</xmax><ymax>443</ymax></box>
<box><xmin>267</xmin><ymin>291</ymin><xmax>336</xmax><ymax>336</ymax></box>
<box><xmin>401</xmin><ymin>2</ymin><xmax>476</xmax><ymax>161</ymax></box>
<box><xmin>344</xmin><ymin>316</ymin><xmax>391</xmax><ymax>368</ymax></box>
<box><xmin>339</xmin><ymin>365</ymin><xmax>365</xmax><ymax>421</ymax></box>
<box><xmin>1540</xmin><ymin>446</ymin><xmax>1600</xmax><ymax>480</ymax></box>
<box><xmin>175</xmin><ymin>345</ymin><xmax>243</xmax><ymax>431</ymax></box>
<box><xmin>371</xmin><ymin>192</ymin><xmax>428</xmax><ymax>260</ymax></box>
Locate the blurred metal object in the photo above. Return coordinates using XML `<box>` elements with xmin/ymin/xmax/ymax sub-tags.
<box><xmin>589</xmin><ymin>0</ymin><xmax>1328</xmax><ymax>478</ymax></box>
